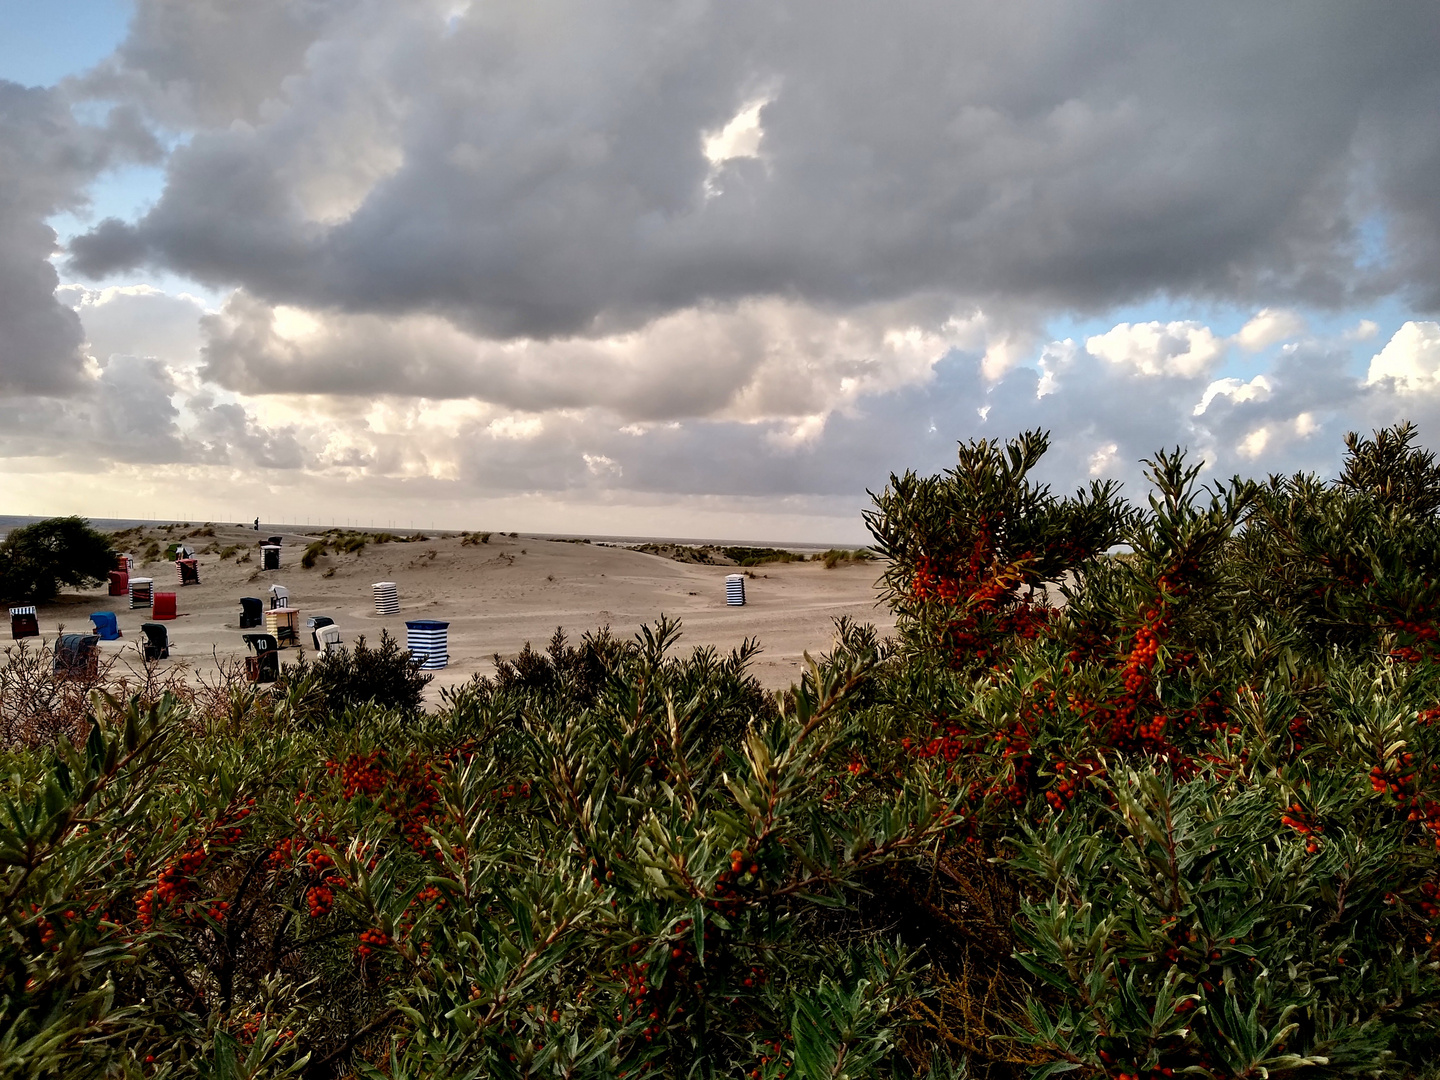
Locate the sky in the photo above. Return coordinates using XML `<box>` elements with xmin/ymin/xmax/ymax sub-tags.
<box><xmin>2</xmin><ymin>1</ymin><xmax>1440</xmax><ymax>542</ymax></box>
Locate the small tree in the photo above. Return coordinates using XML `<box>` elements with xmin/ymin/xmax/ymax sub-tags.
<box><xmin>0</xmin><ymin>517</ymin><xmax>114</xmax><ymax>604</ymax></box>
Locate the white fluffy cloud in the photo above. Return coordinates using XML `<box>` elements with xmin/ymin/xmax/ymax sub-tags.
<box><xmin>1366</xmin><ymin>321</ymin><xmax>1440</xmax><ymax>395</ymax></box>
<box><xmin>1194</xmin><ymin>375</ymin><xmax>1272</xmax><ymax>416</ymax></box>
<box><xmin>1235</xmin><ymin>308</ymin><xmax>1305</xmax><ymax>352</ymax></box>
<box><xmin>1085</xmin><ymin>321</ymin><xmax>1224</xmax><ymax>379</ymax></box>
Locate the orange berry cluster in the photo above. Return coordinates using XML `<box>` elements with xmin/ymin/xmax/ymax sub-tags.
<box><xmin>33</xmin><ymin>906</ymin><xmax>77</xmax><ymax>951</ymax></box>
<box><xmin>1122</xmin><ymin>607</ymin><xmax>1165</xmax><ymax>696</ymax></box>
<box><xmin>750</xmin><ymin>1037</ymin><xmax>793</xmax><ymax>1080</ymax></box>
<box><xmin>1390</xmin><ymin>615</ymin><xmax>1439</xmax><ymax>663</ymax></box>
<box><xmin>909</xmin><ymin>535</ymin><xmax>1051</xmax><ymax>667</ymax></box>
<box><xmin>1405</xmin><ymin>797</ymin><xmax>1440</xmax><ymax>849</ymax></box>
<box><xmin>306</xmin><ymin>885</ymin><xmax>334</xmax><ymax>918</ymax></box>
<box><xmin>710</xmin><ymin>846</ymin><xmax>763</xmax><ymax>908</ymax></box>
<box><xmin>356</xmin><ymin>927</ymin><xmax>390</xmax><ymax>958</ymax></box>
<box><xmin>1044</xmin><ymin>757</ymin><xmax>1101</xmax><ymax>812</ymax></box>
<box><xmin>137</xmin><ymin>844</ymin><xmax>205</xmax><ymax>926</ymax></box>
<box><xmin>1418</xmin><ymin>881</ymin><xmax>1440</xmax><ymax>920</ymax></box>
<box><xmin>1280</xmin><ymin>802</ymin><xmax>1322</xmax><ymax>854</ymax></box>
<box><xmin>328</xmin><ymin>750</ymin><xmax>447</xmax><ymax>859</ymax></box>
<box><xmin>395</xmin><ymin>885</ymin><xmax>448</xmax><ymax>945</ymax></box>
<box><xmin>327</xmin><ymin>752</ymin><xmax>387</xmax><ymax>798</ymax></box>
<box><xmin>236</xmin><ymin>1013</ymin><xmax>295</xmax><ymax>1046</ymax></box>
<box><xmin>1370</xmin><ymin>754</ymin><xmax>1417</xmax><ymax>805</ymax></box>
<box><xmin>268</xmin><ymin>836</ymin><xmax>299</xmax><ymax>869</ymax></box>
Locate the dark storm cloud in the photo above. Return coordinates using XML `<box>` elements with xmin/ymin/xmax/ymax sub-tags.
<box><xmin>0</xmin><ymin>82</ymin><xmax>158</xmax><ymax>395</ymax></box>
<box><xmin>8</xmin><ymin>0</ymin><xmax>1438</xmax><ymax>528</ymax></box>
<box><xmin>69</xmin><ymin>0</ymin><xmax>1440</xmax><ymax>353</ymax></box>
<box><xmin>74</xmin><ymin>0</ymin><xmax>361</xmax><ymax>129</ymax></box>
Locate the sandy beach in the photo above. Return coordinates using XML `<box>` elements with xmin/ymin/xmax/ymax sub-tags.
<box><xmin>33</xmin><ymin>525</ymin><xmax>894</xmax><ymax>693</ymax></box>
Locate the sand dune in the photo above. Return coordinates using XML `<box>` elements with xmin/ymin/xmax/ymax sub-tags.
<box><xmin>37</xmin><ymin>525</ymin><xmax>894</xmax><ymax>693</ymax></box>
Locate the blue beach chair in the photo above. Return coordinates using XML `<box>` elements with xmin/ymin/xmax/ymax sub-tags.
<box><xmin>90</xmin><ymin>611</ymin><xmax>121</xmax><ymax>640</ymax></box>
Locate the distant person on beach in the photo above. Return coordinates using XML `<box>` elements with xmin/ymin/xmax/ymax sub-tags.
<box><xmin>254</xmin><ymin>517</ymin><xmax>260</xmax><ymax>531</ymax></box>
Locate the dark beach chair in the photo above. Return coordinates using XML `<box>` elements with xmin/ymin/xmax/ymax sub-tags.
<box><xmin>240</xmin><ymin>597</ymin><xmax>263</xmax><ymax>628</ymax></box>
<box><xmin>54</xmin><ymin>634</ymin><xmax>100</xmax><ymax>678</ymax></box>
<box><xmin>9</xmin><ymin>606</ymin><xmax>38</xmax><ymax>640</ymax></box>
<box><xmin>243</xmin><ymin>633</ymin><xmax>279</xmax><ymax>683</ymax></box>
<box><xmin>141</xmin><ymin>623</ymin><xmax>169</xmax><ymax>661</ymax></box>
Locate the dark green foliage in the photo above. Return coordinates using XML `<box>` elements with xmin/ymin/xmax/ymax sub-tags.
<box><xmin>1338</xmin><ymin>420</ymin><xmax>1440</xmax><ymax>517</ymax></box>
<box><xmin>479</xmin><ymin>625</ymin><xmax>624</xmax><ymax>705</ymax></box>
<box><xmin>1232</xmin><ymin>422</ymin><xmax>1440</xmax><ymax>659</ymax></box>
<box><xmin>633</xmin><ymin>543</ymin><xmax>809</xmax><ymax>566</ymax></box>
<box><xmin>860</xmin><ymin>423</ymin><xmax>1440</xmax><ymax>1076</ymax></box>
<box><xmin>465</xmin><ymin>620</ymin><xmax>778</xmax><ymax>753</ymax></box>
<box><xmin>282</xmin><ymin>629</ymin><xmax>432</xmax><ymax>716</ymax></box>
<box><xmin>721</xmin><ymin>546</ymin><xmax>804</xmax><ymax>566</ymax></box>
<box><xmin>0</xmin><ymin>517</ymin><xmax>114</xmax><ymax>603</ymax></box>
<box><xmin>0</xmin><ymin>625</ymin><xmax>953</xmax><ymax>1079</ymax></box>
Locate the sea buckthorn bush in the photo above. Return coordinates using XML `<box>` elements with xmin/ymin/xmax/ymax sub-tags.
<box><xmin>3</xmin><ymin>424</ymin><xmax>1439</xmax><ymax>1079</ymax></box>
<box><xmin>859</xmin><ymin>424</ymin><xmax>1440</xmax><ymax>1076</ymax></box>
<box><xmin>0</xmin><ymin>624</ymin><xmax>957</xmax><ymax>1078</ymax></box>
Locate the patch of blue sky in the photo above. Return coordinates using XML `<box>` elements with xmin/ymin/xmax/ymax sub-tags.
<box><xmin>1043</xmin><ymin>294</ymin><xmax>1414</xmax><ymax>384</ymax></box>
<box><xmin>51</xmin><ymin>161</ymin><xmax>166</xmax><ymax>239</ymax></box>
<box><xmin>0</xmin><ymin>0</ymin><xmax>131</xmax><ymax>88</ymax></box>
<box><xmin>1354</xmin><ymin>211</ymin><xmax>1391</xmax><ymax>272</ymax></box>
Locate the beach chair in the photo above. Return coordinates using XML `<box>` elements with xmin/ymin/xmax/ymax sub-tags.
<box><xmin>141</xmin><ymin>623</ymin><xmax>169</xmax><ymax>661</ymax></box>
<box><xmin>406</xmin><ymin>620</ymin><xmax>449</xmax><ymax>669</ymax></box>
<box><xmin>54</xmin><ymin>634</ymin><xmax>100</xmax><ymax>678</ymax></box>
<box><xmin>152</xmin><ymin>592</ymin><xmax>178</xmax><ymax>620</ymax></box>
<box><xmin>265</xmin><ymin>607</ymin><xmax>300</xmax><ymax>648</ymax></box>
<box><xmin>89</xmin><ymin>612</ymin><xmax>121</xmax><ymax>640</ymax></box>
<box><xmin>269</xmin><ymin>584</ymin><xmax>289</xmax><ymax>609</ymax></box>
<box><xmin>243</xmin><ymin>633</ymin><xmax>279</xmax><ymax>683</ymax></box>
<box><xmin>261</xmin><ymin>545</ymin><xmax>281</xmax><ymax>570</ymax></box>
<box><xmin>308</xmin><ymin>615</ymin><xmax>335</xmax><ymax>651</ymax></box>
<box><xmin>240</xmin><ymin>597</ymin><xmax>263</xmax><ymax>628</ymax></box>
<box><xmin>316</xmin><ymin>625</ymin><xmax>344</xmax><ymax>654</ymax></box>
<box><xmin>129</xmin><ymin>578</ymin><xmax>154</xmax><ymax>610</ymax></box>
<box><xmin>9</xmin><ymin>606</ymin><xmax>38</xmax><ymax>639</ymax></box>
<box><xmin>372</xmin><ymin>582</ymin><xmax>399</xmax><ymax>615</ymax></box>
<box><xmin>108</xmin><ymin>570</ymin><xmax>129</xmax><ymax>596</ymax></box>
<box><xmin>176</xmin><ymin>558</ymin><xmax>200</xmax><ymax>585</ymax></box>
<box><xmin>725</xmin><ymin>574</ymin><xmax>746</xmax><ymax>606</ymax></box>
